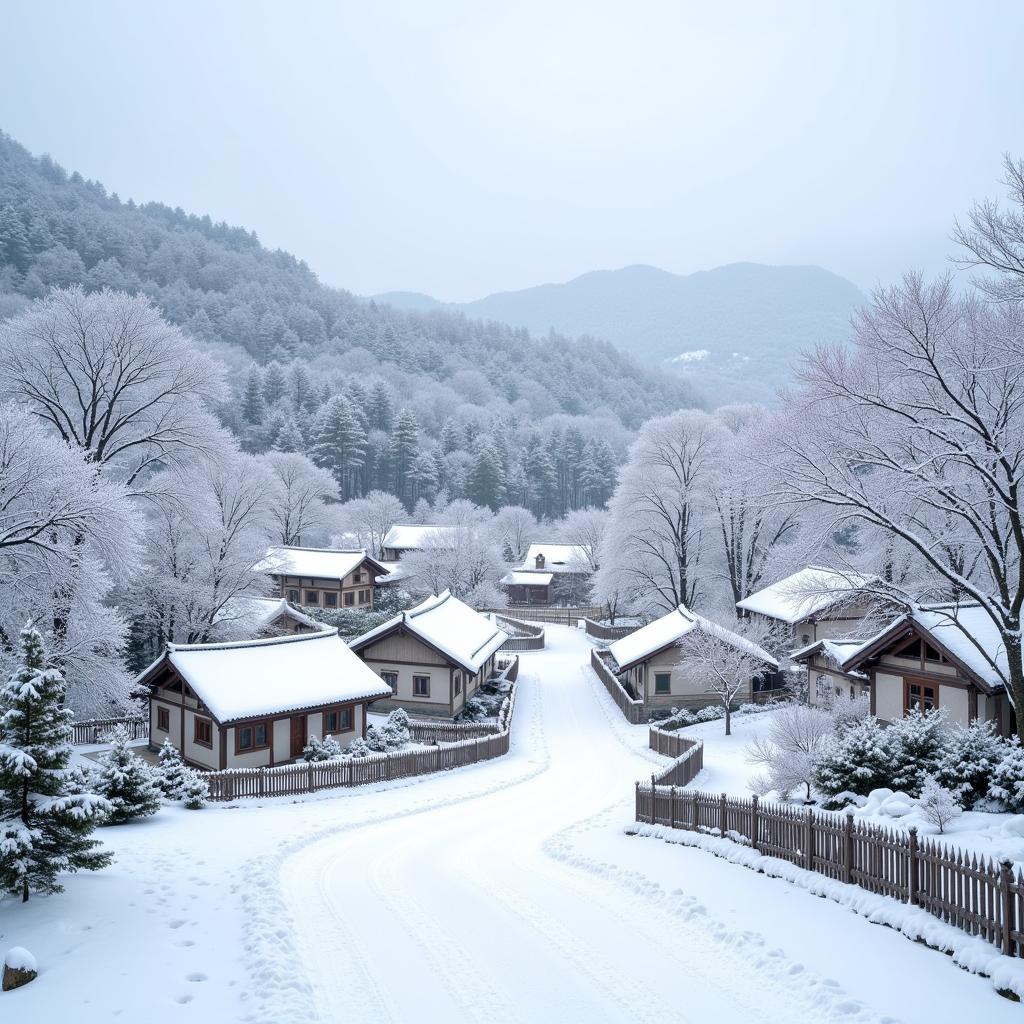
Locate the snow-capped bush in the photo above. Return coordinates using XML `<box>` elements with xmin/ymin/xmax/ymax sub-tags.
<box><xmin>826</xmin><ymin>692</ymin><xmax>871</xmax><ymax>732</ymax></box>
<box><xmin>91</xmin><ymin>725</ymin><xmax>162</xmax><ymax>824</ymax></box>
<box><xmin>936</xmin><ymin>720</ymin><xmax>1005</xmax><ymax>806</ymax></box>
<box><xmin>655</xmin><ymin>702</ymin><xmax>766</xmax><ymax>731</ymax></box>
<box><xmin>887</xmin><ymin>709</ymin><xmax>948</xmax><ymax>796</ymax></box>
<box><xmin>988</xmin><ymin>738</ymin><xmax>1024</xmax><ymax>813</ymax></box>
<box><xmin>814</xmin><ymin>717</ymin><xmax>893</xmax><ymax>807</ymax></box>
<box><xmin>918</xmin><ymin>776</ymin><xmax>962</xmax><ymax>833</ymax></box>
<box><xmin>346</xmin><ymin>737</ymin><xmax>371</xmax><ymax>758</ymax></box>
<box><xmin>365</xmin><ymin>710</ymin><xmax>412</xmax><ymax>753</ymax></box>
<box><xmin>303</xmin><ymin>734</ymin><xmax>345</xmax><ymax>762</ymax></box>
<box><xmin>746</xmin><ymin>704</ymin><xmax>832</xmax><ymax>801</ymax></box>
<box><xmin>180</xmin><ymin>768</ymin><xmax>209</xmax><ymax>810</ymax></box>
<box><xmin>156</xmin><ymin>739</ymin><xmax>187</xmax><ymax>799</ymax></box>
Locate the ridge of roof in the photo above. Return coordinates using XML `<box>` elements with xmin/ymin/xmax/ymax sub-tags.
<box><xmin>166</xmin><ymin>627</ymin><xmax>339</xmax><ymax>654</ymax></box>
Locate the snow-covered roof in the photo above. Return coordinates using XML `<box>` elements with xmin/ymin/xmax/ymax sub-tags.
<box><xmin>381</xmin><ymin>524</ymin><xmax>460</xmax><ymax>551</ymax></box>
<box><xmin>790</xmin><ymin>637</ymin><xmax>870</xmax><ymax>679</ymax></box>
<box><xmin>518</xmin><ymin>543</ymin><xmax>591</xmax><ymax>574</ymax></box>
<box><xmin>214</xmin><ymin>596</ymin><xmax>323</xmax><ymax>632</ymax></box>
<box><xmin>145</xmin><ymin>630</ymin><xmax>392</xmax><ymax>724</ymax></box>
<box><xmin>736</xmin><ymin>566</ymin><xmax>871</xmax><ymax>624</ymax></box>
<box><xmin>350</xmin><ymin>590</ymin><xmax>508</xmax><ymax>674</ymax></box>
<box><xmin>256</xmin><ymin>546</ymin><xmax>380</xmax><ymax>582</ymax></box>
<box><xmin>609</xmin><ymin>604</ymin><xmax>778</xmax><ymax>672</ymax></box>
<box><xmin>841</xmin><ymin>604</ymin><xmax>1009</xmax><ymax>690</ymax></box>
<box><xmin>500</xmin><ymin>570</ymin><xmax>554</xmax><ymax>586</ymax></box>
<box><xmin>375</xmin><ymin>560</ymin><xmax>408</xmax><ymax>584</ymax></box>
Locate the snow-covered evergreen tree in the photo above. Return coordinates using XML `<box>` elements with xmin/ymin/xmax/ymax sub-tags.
<box><xmin>888</xmin><ymin>710</ymin><xmax>947</xmax><ymax>796</ymax></box>
<box><xmin>814</xmin><ymin>717</ymin><xmax>893</xmax><ymax>805</ymax></box>
<box><xmin>937</xmin><ymin>720</ymin><xmax>1005</xmax><ymax>806</ymax></box>
<box><xmin>346</xmin><ymin>737</ymin><xmax>372</xmax><ymax>758</ymax></box>
<box><xmin>90</xmin><ymin>725</ymin><xmax>162</xmax><ymax>824</ymax></box>
<box><xmin>180</xmin><ymin>768</ymin><xmax>209</xmax><ymax>810</ymax></box>
<box><xmin>0</xmin><ymin>624</ymin><xmax>112</xmax><ymax>901</ymax></box>
<box><xmin>243</xmin><ymin>365</ymin><xmax>265</xmax><ymax>424</ymax></box>
<box><xmin>988</xmin><ymin>739</ymin><xmax>1024</xmax><ymax>812</ymax></box>
<box><xmin>156</xmin><ymin>739</ymin><xmax>187</xmax><ymax>799</ymax></box>
<box><xmin>303</xmin><ymin>734</ymin><xmax>345</xmax><ymax>762</ymax></box>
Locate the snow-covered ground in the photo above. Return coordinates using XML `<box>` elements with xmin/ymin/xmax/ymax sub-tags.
<box><xmin>2</xmin><ymin>626</ymin><xmax>1022</xmax><ymax>1022</ymax></box>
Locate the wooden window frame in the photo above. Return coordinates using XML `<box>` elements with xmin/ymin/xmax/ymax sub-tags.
<box><xmin>305</xmin><ymin>589</ymin><xmax>320</xmax><ymax>605</ymax></box>
<box><xmin>193</xmin><ymin>716</ymin><xmax>213</xmax><ymax>748</ymax></box>
<box><xmin>325</xmin><ymin>591</ymin><xmax>338</xmax><ymax>608</ymax></box>
<box><xmin>352</xmin><ymin>571</ymin><xmax>363</xmax><ymax>584</ymax></box>
<box><xmin>287</xmin><ymin>588</ymin><xmax>300</xmax><ymax>603</ymax></box>
<box><xmin>344</xmin><ymin>591</ymin><xmax>355</xmax><ymax>606</ymax></box>
<box><xmin>157</xmin><ymin>706</ymin><xmax>170</xmax><ymax>732</ymax></box>
<box><xmin>235</xmin><ymin>719</ymin><xmax>271</xmax><ymax>754</ymax></box>
<box><xmin>454</xmin><ymin>673</ymin><xmax>462</xmax><ymax>696</ymax></box>
<box><xmin>324</xmin><ymin>705</ymin><xmax>355</xmax><ymax>735</ymax></box>
<box><xmin>653</xmin><ymin>672</ymin><xmax>671</xmax><ymax>695</ymax></box>
<box><xmin>903</xmin><ymin>677</ymin><xmax>938</xmax><ymax>715</ymax></box>
<box><xmin>413</xmin><ymin>674</ymin><xmax>430</xmax><ymax>697</ymax></box>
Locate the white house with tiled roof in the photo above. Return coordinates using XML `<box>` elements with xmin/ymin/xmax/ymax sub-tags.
<box><xmin>258</xmin><ymin>546</ymin><xmax>387</xmax><ymax>611</ymax></box>
<box><xmin>139</xmin><ymin>630</ymin><xmax>391</xmax><ymax>770</ymax></box>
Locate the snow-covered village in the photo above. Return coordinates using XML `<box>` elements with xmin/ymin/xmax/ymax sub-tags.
<box><xmin>2</xmin><ymin>4</ymin><xmax>1024</xmax><ymax>1023</ymax></box>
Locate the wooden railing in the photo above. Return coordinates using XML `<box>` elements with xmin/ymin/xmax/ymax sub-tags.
<box><xmin>493</xmin><ymin>613</ymin><xmax>546</xmax><ymax>651</ymax></box>
<box><xmin>590</xmin><ymin>648</ymin><xmax>644</xmax><ymax>724</ymax></box>
<box><xmin>648</xmin><ymin>725</ymin><xmax>704</xmax><ymax>786</ymax></box>
<box><xmin>204</xmin><ymin>658</ymin><xmax>520</xmax><ymax>801</ymax></box>
<box><xmin>480</xmin><ymin>606</ymin><xmax>604</xmax><ymax>627</ymax></box>
<box><xmin>583</xmin><ymin>618</ymin><xmax>638</xmax><ymax>641</ymax></box>
<box><xmin>71</xmin><ymin>716</ymin><xmax>148</xmax><ymax>745</ymax></box>
<box><xmin>635</xmin><ymin>787</ymin><xmax>1024</xmax><ymax>959</ymax></box>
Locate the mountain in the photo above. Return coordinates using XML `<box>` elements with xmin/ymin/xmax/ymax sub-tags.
<box><xmin>374</xmin><ymin>263</ymin><xmax>866</xmax><ymax>403</ymax></box>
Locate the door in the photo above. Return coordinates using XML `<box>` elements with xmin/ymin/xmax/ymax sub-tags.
<box><xmin>290</xmin><ymin>714</ymin><xmax>307</xmax><ymax>759</ymax></box>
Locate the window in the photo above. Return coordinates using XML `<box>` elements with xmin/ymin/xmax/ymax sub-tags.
<box><xmin>381</xmin><ymin>670</ymin><xmax>398</xmax><ymax>691</ymax></box>
<box><xmin>924</xmin><ymin>643</ymin><xmax>942</xmax><ymax>663</ymax></box>
<box><xmin>287</xmin><ymin>588</ymin><xmax>299</xmax><ymax>603</ymax></box>
<box><xmin>236</xmin><ymin>720</ymin><xmax>269</xmax><ymax>752</ymax></box>
<box><xmin>898</xmin><ymin>638</ymin><xmax>922</xmax><ymax>659</ymax></box>
<box><xmin>905</xmin><ymin>680</ymin><xmax>937</xmax><ymax>714</ymax></box>
<box><xmin>654</xmin><ymin>672</ymin><xmax>671</xmax><ymax>695</ymax></box>
<box><xmin>413</xmin><ymin>674</ymin><xmax>430</xmax><ymax>697</ymax></box>
<box><xmin>305</xmin><ymin>590</ymin><xmax>319</xmax><ymax>605</ymax></box>
<box><xmin>454</xmin><ymin>673</ymin><xmax>463</xmax><ymax>696</ymax></box>
<box><xmin>358</xmin><ymin>589</ymin><xmax>369</xmax><ymax>604</ymax></box>
<box><xmin>324</xmin><ymin>706</ymin><xmax>354</xmax><ymax>733</ymax></box>
<box><xmin>157</xmin><ymin>706</ymin><xmax>170</xmax><ymax>732</ymax></box>
<box><xmin>194</xmin><ymin>716</ymin><xmax>213</xmax><ymax>747</ymax></box>
<box><xmin>344</xmin><ymin>591</ymin><xmax>355</xmax><ymax>606</ymax></box>
<box><xmin>325</xmin><ymin>592</ymin><xmax>338</xmax><ymax>608</ymax></box>
<box><xmin>815</xmin><ymin>674</ymin><xmax>831</xmax><ymax>701</ymax></box>
<box><xmin>353</xmin><ymin>571</ymin><xmax>363</xmax><ymax>584</ymax></box>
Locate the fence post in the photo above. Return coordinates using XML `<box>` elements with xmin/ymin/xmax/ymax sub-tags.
<box><xmin>652</xmin><ymin>774</ymin><xmax>658</xmax><ymax>824</ymax></box>
<box><xmin>750</xmin><ymin>794</ymin><xmax>759</xmax><ymax>851</ymax></box>
<box><xmin>908</xmin><ymin>826</ymin><xmax>919</xmax><ymax>906</ymax></box>
<box><xmin>843</xmin><ymin>812</ymin><xmax>854</xmax><ymax>884</ymax></box>
<box><xmin>804</xmin><ymin>809</ymin><xmax>814</xmax><ymax>870</ymax></box>
<box><xmin>719</xmin><ymin>792</ymin><xmax>727</xmax><ymax>837</ymax></box>
<box><xmin>670</xmin><ymin>785</ymin><xmax>676</xmax><ymax>830</ymax></box>
<box><xmin>307</xmin><ymin>762</ymin><xmax>314</xmax><ymax>793</ymax></box>
<box><xmin>635</xmin><ymin>780</ymin><xmax>640</xmax><ymax>822</ymax></box>
<box><xmin>258</xmin><ymin>769</ymin><xmax>265</xmax><ymax>799</ymax></box>
<box><xmin>1001</xmin><ymin>859</ymin><xmax>1015</xmax><ymax>957</ymax></box>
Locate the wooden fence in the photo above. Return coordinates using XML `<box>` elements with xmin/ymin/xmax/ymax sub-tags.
<box><xmin>203</xmin><ymin>657</ymin><xmax>520</xmax><ymax>801</ymax></box>
<box><xmin>590</xmin><ymin>648</ymin><xmax>645</xmax><ymax>724</ymax></box>
<box><xmin>583</xmin><ymin>618</ymin><xmax>638</xmax><ymax>642</ymax></box>
<box><xmin>71</xmin><ymin>716</ymin><xmax>148</xmax><ymax>745</ymax></box>
<box><xmin>493</xmin><ymin>613</ymin><xmax>546</xmax><ymax>652</ymax></box>
<box><xmin>648</xmin><ymin>725</ymin><xmax>704</xmax><ymax>787</ymax></box>
<box><xmin>481</xmin><ymin>606</ymin><xmax>604</xmax><ymax>627</ymax></box>
<box><xmin>635</xmin><ymin>786</ymin><xmax>1024</xmax><ymax>959</ymax></box>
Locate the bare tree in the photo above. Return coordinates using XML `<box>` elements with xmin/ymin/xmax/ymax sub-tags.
<box><xmin>746</xmin><ymin>704</ymin><xmax>833</xmax><ymax>801</ymax></box>
<box><xmin>676</xmin><ymin>613</ymin><xmax>778</xmax><ymax>735</ymax></box>
<box><xmin>0</xmin><ymin>286</ymin><xmax>228</xmax><ymax>485</ymax></box>
<box><xmin>332</xmin><ymin>490</ymin><xmax>405</xmax><ymax>557</ymax></box>
<box><xmin>490</xmin><ymin>505</ymin><xmax>538</xmax><ymax>562</ymax></box>
<box><xmin>262</xmin><ymin>452</ymin><xmax>338</xmax><ymax>546</ymax></box>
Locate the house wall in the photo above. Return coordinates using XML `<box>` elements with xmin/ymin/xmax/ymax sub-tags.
<box><xmin>274</xmin><ymin>565</ymin><xmax>375</xmax><ymax>611</ymax></box>
<box><xmin>149</xmin><ymin>695</ymin><xmax>181</xmax><ymax>750</ymax></box>
<box><xmin>623</xmin><ymin>646</ymin><xmax>754</xmax><ymax>712</ymax></box>
<box><xmin>360</xmin><ymin>630</ymin><xmax>455</xmax><ymax>717</ymax></box>
<box><xmin>183</xmin><ymin>708</ymin><xmax>220</xmax><ymax>771</ymax></box>
<box><xmin>805</xmin><ymin>653</ymin><xmax>869</xmax><ymax>708</ymax></box>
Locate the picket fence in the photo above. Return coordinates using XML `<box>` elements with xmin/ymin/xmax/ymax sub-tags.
<box><xmin>635</xmin><ymin>784</ymin><xmax>1024</xmax><ymax>958</ymax></box>
<box><xmin>648</xmin><ymin>725</ymin><xmax>704</xmax><ymax>787</ymax></box>
<box><xmin>71</xmin><ymin>716</ymin><xmax>148</xmax><ymax>745</ymax></box>
<box><xmin>590</xmin><ymin>648</ymin><xmax>644</xmax><ymax>724</ymax></box>
<box><xmin>203</xmin><ymin>657</ymin><xmax>520</xmax><ymax>802</ymax></box>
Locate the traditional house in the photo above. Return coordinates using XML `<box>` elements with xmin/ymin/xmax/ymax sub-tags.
<box><xmin>349</xmin><ymin>590</ymin><xmax>509</xmax><ymax>719</ymax></box>
<box><xmin>214</xmin><ymin>596</ymin><xmax>324</xmax><ymax>638</ymax></box>
<box><xmin>380</xmin><ymin>524</ymin><xmax>459</xmax><ymax>561</ymax></box>
<box><xmin>508</xmin><ymin>543</ymin><xmax>594</xmax><ymax>605</ymax></box>
<box><xmin>605</xmin><ymin>604</ymin><xmax>778</xmax><ymax>713</ymax></box>
<box><xmin>140</xmin><ymin>630</ymin><xmax>393</xmax><ymax>770</ymax></box>
<box><xmin>789</xmin><ymin>638</ymin><xmax>871</xmax><ymax>707</ymax></box>
<box><xmin>258</xmin><ymin>546</ymin><xmax>388</xmax><ymax>611</ymax></box>
<box><xmin>794</xmin><ymin>603</ymin><xmax>1015</xmax><ymax>734</ymax></box>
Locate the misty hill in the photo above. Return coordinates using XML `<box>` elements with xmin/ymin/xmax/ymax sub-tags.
<box><xmin>0</xmin><ymin>131</ymin><xmax>704</xmax><ymax>516</ymax></box>
<box><xmin>375</xmin><ymin>263</ymin><xmax>866</xmax><ymax>403</ymax></box>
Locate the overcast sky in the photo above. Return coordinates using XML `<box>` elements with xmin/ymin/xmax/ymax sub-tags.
<box><xmin>1</xmin><ymin>1</ymin><xmax>1021</xmax><ymax>301</ymax></box>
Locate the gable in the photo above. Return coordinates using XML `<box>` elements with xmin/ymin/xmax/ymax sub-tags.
<box><xmin>359</xmin><ymin>626</ymin><xmax>449</xmax><ymax>667</ymax></box>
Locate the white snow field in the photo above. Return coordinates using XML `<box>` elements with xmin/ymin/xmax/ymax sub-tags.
<box><xmin>3</xmin><ymin>626</ymin><xmax>1022</xmax><ymax>1023</ymax></box>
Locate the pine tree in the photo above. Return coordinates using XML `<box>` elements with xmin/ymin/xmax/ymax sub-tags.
<box><xmin>90</xmin><ymin>725</ymin><xmax>163</xmax><ymax>824</ymax></box>
<box><xmin>813</xmin><ymin>717</ymin><xmax>894</xmax><ymax>806</ymax></box>
<box><xmin>262</xmin><ymin>361</ymin><xmax>287</xmax><ymax>405</ymax></box>
<box><xmin>243</xmin><ymin>365</ymin><xmax>265</xmax><ymax>424</ymax></box>
<box><xmin>888</xmin><ymin>710</ymin><xmax>947</xmax><ymax>796</ymax></box>
<box><xmin>288</xmin><ymin>362</ymin><xmax>313</xmax><ymax>412</ymax></box>
<box><xmin>368</xmin><ymin>380</ymin><xmax>395</xmax><ymax>432</ymax></box>
<box><xmin>157</xmin><ymin>739</ymin><xmax>187</xmax><ymax>799</ymax></box>
<box><xmin>180</xmin><ymin>769</ymin><xmax>209</xmax><ymax>810</ymax></box>
<box><xmin>937</xmin><ymin>720</ymin><xmax>1005</xmax><ymax>806</ymax></box>
<box><xmin>467</xmin><ymin>437</ymin><xmax>506</xmax><ymax>510</ymax></box>
<box><xmin>0</xmin><ymin>624</ymin><xmax>112</xmax><ymax>901</ymax></box>
<box><xmin>989</xmin><ymin>739</ymin><xmax>1024</xmax><ymax>812</ymax></box>
<box><xmin>274</xmin><ymin>417</ymin><xmax>306</xmax><ymax>454</ymax></box>
<box><xmin>388</xmin><ymin>408</ymin><xmax>420</xmax><ymax>507</ymax></box>
<box><xmin>440</xmin><ymin>418</ymin><xmax>461</xmax><ymax>455</ymax></box>
<box><xmin>311</xmin><ymin>395</ymin><xmax>367</xmax><ymax>499</ymax></box>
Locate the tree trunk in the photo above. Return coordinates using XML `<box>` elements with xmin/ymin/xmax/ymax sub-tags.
<box><xmin>1006</xmin><ymin>631</ymin><xmax>1024</xmax><ymax>738</ymax></box>
<box><xmin>724</xmin><ymin>704</ymin><xmax>731</xmax><ymax>736</ymax></box>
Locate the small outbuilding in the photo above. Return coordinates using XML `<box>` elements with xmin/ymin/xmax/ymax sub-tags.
<box><xmin>140</xmin><ymin>629</ymin><xmax>392</xmax><ymax>770</ymax></box>
<box><xmin>214</xmin><ymin>595</ymin><xmax>324</xmax><ymax>638</ymax></box>
<box><xmin>349</xmin><ymin>590</ymin><xmax>509</xmax><ymax>719</ymax></box>
<box><xmin>380</xmin><ymin>524</ymin><xmax>460</xmax><ymax>561</ymax></box>
<box><xmin>258</xmin><ymin>546</ymin><xmax>388</xmax><ymax>611</ymax></box>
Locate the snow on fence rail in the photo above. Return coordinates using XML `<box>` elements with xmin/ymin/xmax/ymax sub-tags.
<box><xmin>648</xmin><ymin>725</ymin><xmax>704</xmax><ymax>787</ymax></box>
<box><xmin>583</xmin><ymin>618</ymin><xmax>637</xmax><ymax>642</ymax></box>
<box><xmin>493</xmin><ymin>613</ymin><xmax>546</xmax><ymax>652</ymax></box>
<box><xmin>635</xmin><ymin>786</ymin><xmax>1024</xmax><ymax>958</ymax></box>
<box><xmin>71</xmin><ymin>716</ymin><xmax>148</xmax><ymax>745</ymax></box>
<box><xmin>590</xmin><ymin>648</ymin><xmax>644</xmax><ymax>724</ymax></box>
<box><xmin>480</xmin><ymin>606</ymin><xmax>603</xmax><ymax>627</ymax></box>
<box><xmin>202</xmin><ymin>657</ymin><xmax>520</xmax><ymax>801</ymax></box>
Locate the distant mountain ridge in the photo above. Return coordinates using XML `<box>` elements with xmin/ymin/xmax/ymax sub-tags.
<box><xmin>373</xmin><ymin>262</ymin><xmax>866</xmax><ymax>403</ymax></box>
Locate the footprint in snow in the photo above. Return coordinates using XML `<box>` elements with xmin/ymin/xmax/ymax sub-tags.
<box><xmin>187</xmin><ymin>973</ymin><xmax>208</xmax><ymax>983</ymax></box>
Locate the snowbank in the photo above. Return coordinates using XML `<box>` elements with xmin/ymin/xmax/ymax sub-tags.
<box><xmin>5</xmin><ymin>947</ymin><xmax>37</xmax><ymax>972</ymax></box>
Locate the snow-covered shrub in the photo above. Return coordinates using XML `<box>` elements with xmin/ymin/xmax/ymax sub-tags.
<box><xmin>887</xmin><ymin>709</ymin><xmax>948</xmax><ymax>796</ymax></box>
<box><xmin>814</xmin><ymin>717</ymin><xmax>894</xmax><ymax>807</ymax></box>
<box><xmin>365</xmin><ymin>710</ymin><xmax>412</xmax><ymax>753</ymax></box>
<box><xmin>180</xmin><ymin>768</ymin><xmax>209</xmax><ymax>810</ymax></box>
<box><xmin>936</xmin><ymin>720</ymin><xmax>1005</xmax><ymax>806</ymax></box>
<box><xmin>91</xmin><ymin>725</ymin><xmax>162</xmax><ymax>824</ymax></box>
<box><xmin>746</xmin><ymin>704</ymin><xmax>832</xmax><ymax>801</ymax></box>
<box><xmin>303</xmin><ymin>734</ymin><xmax>344</xmax><ymax>762</ymax></box>
<box><xmin>156</xmin><ymin>739</ymin><xmax>187</xmax><ymax>799</ymax></box>
<box><xmin>826</xmin><ymin>692</ymin><xmax>871</xmax><ymax>732</ymax></box>
<box><xmin>695</xmin><ymin>705</ymin><xmax>723</xmax><ymax>723</ymax></box>
<box><xmin>988</xmin><ymin>738</ymin><xmax>1024</xmax><ymax>813</ymax></box>
<box><xmin>918</xmin><ymin>776</ymin><xmax>962</xmax><ymax>834</ymax></box>
<box><xmin>346</xmin><ymin>737</ymin><xmax>371</xmax><ymax>758</ymax></box>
